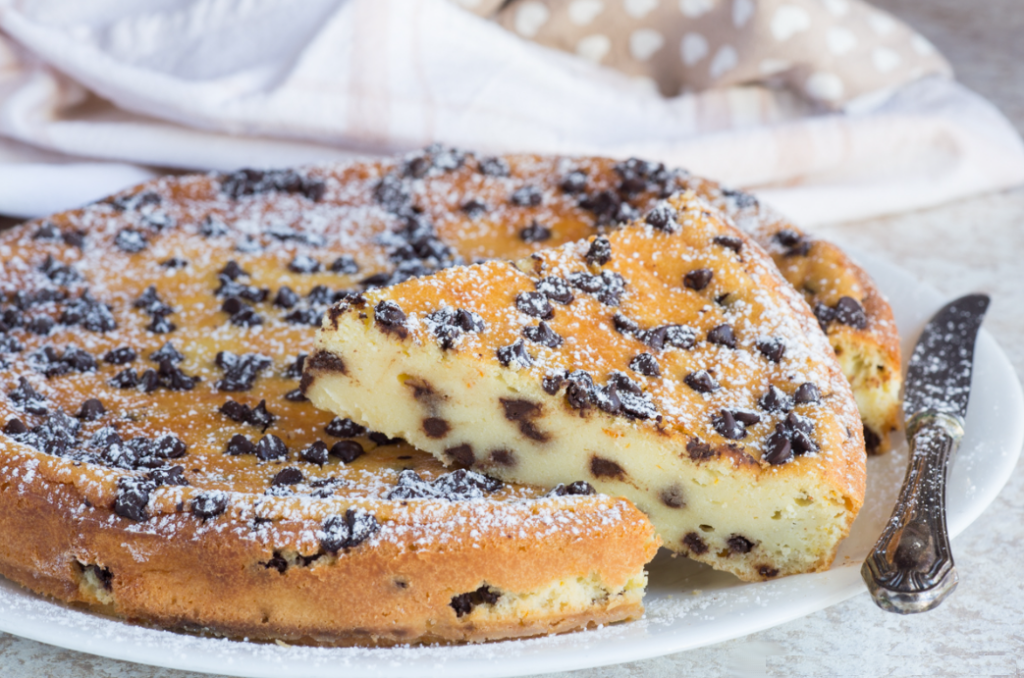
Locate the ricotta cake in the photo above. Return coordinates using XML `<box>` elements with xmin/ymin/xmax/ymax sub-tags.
<box><xmin>0</xmin><ymin>171</ymin><xmax>659</xmax><ymax>645</ymax></box>
<box><xmin>304</xmin><ymin>193</ymin><xmax>867</xmax><ymax>581</ymax></box>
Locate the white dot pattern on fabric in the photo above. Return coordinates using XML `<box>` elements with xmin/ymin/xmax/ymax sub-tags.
<box><xmin>577</xmin><ymin>33</ymin><xmax>612</xmax><ymax>62</ymax></box>
<box><xmin>872</xmin><ymin>46</ymin><xmax>900</xmax><ymax>73</ymax></box>
<box><xmin>709</xmin><ymin>44</ymin><xmax>738</xmax><ymax>79</ymax></box>
<box><xmin>771</xmin><ymin>5</ymin><xmax>811</xmax><ymax>42</ymax></box>
<box><xmin>630</xmin><ymin>28</ymin><xmax>666</xmax><ymax>61</ymax></box>
<box><xmin>624</xmin><ymin>0</ymin><xmax>659</xmax><ymax>19</ymax></box>
<box><xmin>868</xmin><ymin>11</ymin><xmax>897</xmax><ymax>36</ymax></box>
<box><xmin>732</xmin><ymin>0</ymin><xmax>754</xmax><ymax>28</ymax></box>
<box><xmin>680</xmin><ymin>32</ymin><xmax>709</xmax><ymax>65</ymax></box>
<box><xmin>819</xmin><ymin>0</ymin><xmax>849</xmax><ymax>17</ymax></box>
<box><xmin>679</xmin><ymin>0</ymin><xmax>716</xmax><ymax>18</ymax></box>
<box><xmin>759</xmin><ymin>58</ymin><xmax>791</xmax><ymax>75</ymax></box>
<box><xmin>805</xmin><ymin>71</ymin><xmax>844</xmax><ymax>101</ymax></box>
<box><xmin>911</xmin><ymin>34</ymin><xmax>934</xmax><ymax>55</ymax></box>
<box><xmin>569</xmin><ymin>0</ymin><xmax>605</xmax><ymax>26</ymax></box>
<box><xmin>514</xmin><ymin>1</ymin><xmax>550</xmax><ymax>37</ymax></box>
<box><xmin>826</xmin><ymin>26</ymin><xmax>857</xmax><ymax>55</ymax></box>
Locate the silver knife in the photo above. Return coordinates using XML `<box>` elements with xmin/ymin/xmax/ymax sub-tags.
<box><xmin>861</xmin><ymin>293</ymin><xmax>990</xmax><ymax>614</ymax></box>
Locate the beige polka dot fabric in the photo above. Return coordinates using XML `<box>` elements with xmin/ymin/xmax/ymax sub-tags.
<box><xmin>469</xmin><ymin>0</ymin><xmax>950</xmax><ymax>108</ymax></box>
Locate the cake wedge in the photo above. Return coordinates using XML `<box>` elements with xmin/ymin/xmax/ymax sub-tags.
<box><xmin>304</xmin><ymin>192</ymin><xmax>867</xmax><ymax>582</ymax></box>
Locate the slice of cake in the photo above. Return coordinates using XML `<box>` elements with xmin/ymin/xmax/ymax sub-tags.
<box><xmin>305</xmin><ymin>192</ymin><xmax>867</xmax><ymax>581</ymax></box>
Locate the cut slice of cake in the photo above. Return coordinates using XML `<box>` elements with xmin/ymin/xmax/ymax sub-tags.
<box><xmin>304</xmin><ymin>192</ymin><xmax>867</xmax><ymax>582</ymax></box>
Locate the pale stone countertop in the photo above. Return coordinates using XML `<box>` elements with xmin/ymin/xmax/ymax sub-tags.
<box><xmin>1</xmin><ymin>1</ymin><xmax>1022</xmax><ymax>676</ymax></box>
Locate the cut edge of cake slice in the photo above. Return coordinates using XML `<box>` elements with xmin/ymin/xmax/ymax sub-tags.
<box><xmin>303</xmin><ymin>192</ymin><xmax>866</xmax><ymax>582</ymax></box>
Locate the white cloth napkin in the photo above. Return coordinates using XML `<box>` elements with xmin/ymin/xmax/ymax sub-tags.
<box><xmin>0</xmin><ymin>0</ymin><xmax>1020</xmax><ymax>225</ymax></box>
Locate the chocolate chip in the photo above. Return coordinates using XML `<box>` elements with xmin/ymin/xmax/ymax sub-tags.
<box><xmin>7</xmin><ymin>377</ymin><xmax>48</xmax><ymax>415</ymax></box>
<box><xmin>374</xmin><ymin>300</ymin><xmax>408</xmax><ymax>338</ymax></box>
<box><xmin>328</xmin><ymin>255</ymin><xmax>359</xmax><ymax>275</ymax></box>
<box><xmin>516</xmin><ymin>291</ymin><xmax>554</xmax><ymax>320</ymax></box>
<box><xmin>546</xmin><ymin>480</ymin><xmax>596</xmax><ymax>497</ymax></box>
<box><xmin>535</xmin><ymin>276</ymin><xmax>574</xmax><ymax>305</ymax></box>
<box><xmin>33</xmin><ymin>223</ymin><xmax>61</xmax><ymax>241</ymax></box>
<box><xmin>154</xmin><ymin>434</ymin><xmax>187</xmax><ymax>459</ymax></box>
<box><xmin>27</xmin><ymin>316</ymin><xmax>54</xmax><ymax>336</ymax></box>
<box><xmin>3</xmin><ymin>418</ymin><xmax>28</xmax><ymax>435</ymax></box>
<box><xmin>283</xmin><ymin>307</ymin><xmax>322</xmax><ymax>326</ymax></box>
<box><xmin>77</xmin><ymin>399</ymin><xmax>106</xmax><ymax>421</ymax></box>
<box><xmin>149</xmin><ymin>342</ymin><xmax>183</xmax><ymax>364</ymax></box>
<box><xmin>585</xmin><ymin>236</ymin><xmax>612</xmax><ymax>266</ymax></box>
<box><xmin>478</xmin><ymin>156</ymin><xmax>510</xmax><ymax>177</ymax></box>
<box><xmin>220</xmin><ymin>260</ymin><xmax>248</xmax><ymax>280</ymax></box>
<box><xmin>215</xmin><ymin>351</ymin><xmax>272</xmax><ymax>391</ymax></box>
<box><xmin>445</xmin><ymin>444</ymin><xmax>475</xmax><ymax>467</ymax></box>
<box><xmin>510</xmin><ymin>185</ymin><xmax>542</xmax><ymax>207</ymax></box>
<box><xmin>0</xmin><ymin>335</ymin><xmax>21</xmax><ymax>354</ymax></box>
<box><xmin>214</xmin><ymin>276</ymin><xmax>268</xmax><ymax>303</ymax></box>
<box><xmin>756</xmin><ymin>337</ymin><xmax>786</xmax><ymax>363</ymax></box>
<box><xmin>834</xmin><ymin>296</ymin><xmax>867</xmax><ymax>329</ymax></box>
<box><xmin>496</xmin><ymin>338</ymin><xmax>533</xmax><ymax>368</ymax></box>
<box><xmin>325</xmin><ymin>417</ymin><xmax>367</xmax><ymax>438</ymax></box>
<box><xmin>489</xmin><ymin>449</ymin><xmax>515</xmax><ymax>466</ymax></box>
<box><xmin>567</xmin><ymin>270</ymin><xmax>626</xmax><ymax>306</ymax></box>
<box><xmin>682</xmin><ymin>532</ymin><xmax>708</xmax><ymax>555</ymax></box>
<box><xmin>542</xmin><ymin>370</ymin><xmax>567</xmax><ymax>395</ymax></box>
<box><xmin>794</xmin><ymin>382</ymin><xmax>821</xmax><ymax>404</ymax></box>
<box><xmin>38</xmin><ymin>255</ymin><xmax>80</xmax><ymax>286</ymax></box>
<box><xmin>138</xmin><ymin>368</ymin><xmax>160</xmax><ymax>393</ymax></box>
<box><xmin>147</xmin><ymin>314</ymin><xmax>176</xmax><ymax>334</ymax></box>
<box><xmin>763</xmin><ymin>429</ymin><xmax>793</xmax><ymax>465</ymax></box>
<box><xmin>683</xmin><ymin>268</ymin><xmax>713</xmax><ymax>291</ymax></box>
<box><xmin>687</xmin><ymin>438</ymin><xmax>714</xmax><ymax>461</ymax></box>
<box><xmin>330</xmin><ymin>440</ymin><xmax>365</xmax><ymax>463</ymax></box>
<box><xmin>109</xmin><ymin>368</ymin><xmax>140</xmax><ymax>389</ymax></box>
<box><xmin>271</xmin><ymin>467</ymin><xmax>304</xmax><ymax>487</ymax></box>
<box><xmin>450</xmin><ymin>585</ymin><xmax>501</xmax><ymax>617</ymax></box>
<box><xmin>288</xmin><ymin>254</ymin><xmax>321</xmax><ymax>274</ymax></box>
<box><xmin>707</xmin><ymin>324</ymin><xmax>736</xmax><ymax>348</ymax></box>
<box><xmin>629</xmin><ymin>352</ymin><xmax>660</xmax><ymax>377</ymax></box>
<box><xmin>519</xmin><ymin>221</ymin><xmax>551</xmax><ymax>243</ymax></box>
<box><xmin>728</xmin><ymin>535</ymin><xmax>755</xmax><ymax>554</ymax></box>
<box><xmin>590</xmin><ymin>455</ymin><xmax>626</xmax><ymax>480</ymax></box>
<box><xmin>160</xmin><ymin>257</ymin><xmax>188</xmax><ymax>269</ymax></box>
<box><xmin>423</xmin><ymin>417</ymin><xmax>450</xmax><ymax>439</ymax></box>
<box><xmin>115</xmin><ymin>229</ymin><xmax>147</xmax><ymax>253</ymax></box>
<box><xmin>645</xmin><ymin>201</ymin><xmax>678</xmax><ymax>231</ymax></box>
<box><xmin>320</xmin><ymin>509</ymin><xmax>380</xmax><ymax>553</ymax></box>
<box><xmin>284</xmin><ymin>388</ymin><xmax>308</xmax><ymax>402</ymax></box>
<box><xmin>758</xmin><ymin>566</ymin><xmax>779</xmax><ymax>578</ymax></box>
<box><xmin>713</xmin><ymin>235</ymin><xmax>743</xmax><ymax>253</ymax></box>
<box><xmin>759</xmin><ymin>386</ymin><xmax>795</xmax><ymax>413</ymax></box>
<box><xmin>225</xmin><ymin>434</ymin><xmax>255</xmax><ymax>456</ymax></box>
<box><xmin>565</xmin><ymin>370</ymin><xmax>595</xmax><ymax>409</ymax></box>
<box><xmin>305</xmin><ymin>350</ymin><xmax>346</xmax><ymax>376</ymax></box>
<box><xmin>660</xmin><ymin>486</ymin><xmax>685</xmax><ymax>508</ymax></box>
<box><xmin>60</xmin><ymin>292</ymin><xmax>116</xmax><ymax>332</ymax></box>
<box><xmin>713</xmin><ymin>410</ymin><xmax>746</xmax><ymax>439</ymax></box>
<box><xmin>222</xmin><ymin>168</ymin><xmax>325</xmax><ymax>201</ymax></box>
<box><xmin>813</xmin><ymin>302</ymin><xmax>835</xmax><ymax>331</ymax></box>
<box><xmin>114</xmin><ymin>477</ymin><xmax>154</xmax><ymax>521</ymax></box>
<box><xmin>300</xmin><ymin>441</ymin><xmax>329</xmax><ymax>466</ymax></box>
<box><xmin>427</xmin><ymin>306</ymin><xmax>486</xmax><ymax>349</ymax></box>
<box><xmin>560</xmin><ymin>170</ymin><xmax>587</xmax><ymax>193</ymax></box>
<box><xmin>191</xmin><ymin>491</ymin><xmax>229</xmax><ymax>519</ymax></box>
<box><xmin>774</xmin><ymin>229</ymin><xmax>801</xmax><ymax>247</ymax></box>
<box><xmin>199</xmin><ymin>216</ymin><xmax>229</xmax><ymax>238</ymax></box>
<box><xmin>254</xmin><ymin>434</ymin><xmax>288</xmax><ymax>462</ymax></box>
<box><xmin>684</xmin><ymin>370</ymin><xmax>719</xmax><ymax>393</ymax></box>
<box><xmin>523</xmin><ymin>321</ymin><xmax>563</xmax><ymax>348</ymax></box>
<box><xmin>279</xmin><ymin>355</ymin><xmax>306</xmax><ymax>382</ymax></box>
<box><xmin>156</xmin><ymin>359</ymin><xmax>199</xmax><ymax>391</ymax></box>
<box><xmin>147</xmin><ymin>465</ymin><xmax>188</xmax><ymax>487</ymax></box>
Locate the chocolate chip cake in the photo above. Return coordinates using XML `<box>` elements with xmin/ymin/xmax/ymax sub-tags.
<box><xmin>304</xmin><ymin>193</ymin><xmax>867</xmax><ymax>582</ymax></box>
<box><xmin>0</xmin><ymin>172</ymin><xmax>660</xmax><ymax>644</ymax></box>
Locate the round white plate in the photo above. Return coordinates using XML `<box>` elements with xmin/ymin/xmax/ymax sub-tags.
<box><xmin>0</xmin><ymin>250</ymin><xmax>1021</xmax><ymax>678</ymax></box>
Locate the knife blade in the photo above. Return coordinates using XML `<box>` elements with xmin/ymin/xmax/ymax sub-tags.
<box><xmin>861</xmin><ymin>293</ymin><xmax>989</xmax><ymax>614</ymax></box>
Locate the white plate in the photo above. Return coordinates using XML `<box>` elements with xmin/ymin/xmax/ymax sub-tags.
<box><xmin>0</xmin><ymin>250</ymin><xmax>1021</xmax><ymax>678</ymax></box>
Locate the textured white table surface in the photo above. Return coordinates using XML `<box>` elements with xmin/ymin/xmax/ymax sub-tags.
<box><xmin>1</xmin><ymin>1</ymin><xmax>1022</xmax><ymax>676</ymax></box>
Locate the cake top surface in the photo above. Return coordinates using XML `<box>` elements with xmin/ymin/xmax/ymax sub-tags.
<box><xmin>316</xmin><ymin>193</ymin><xmax>865</xmax><ymax>498</ymax></box>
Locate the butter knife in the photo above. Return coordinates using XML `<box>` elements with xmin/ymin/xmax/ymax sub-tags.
<box><xmin>861</xmin><ymin>293</ymin><xmax>990</xmax><ymax>614</ymax></box>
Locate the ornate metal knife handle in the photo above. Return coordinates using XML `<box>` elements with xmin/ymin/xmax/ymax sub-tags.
<box><xmin>861</xmin><ymin>412</ymin><xmax>963</xmax><ymax>613</ymax></box>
